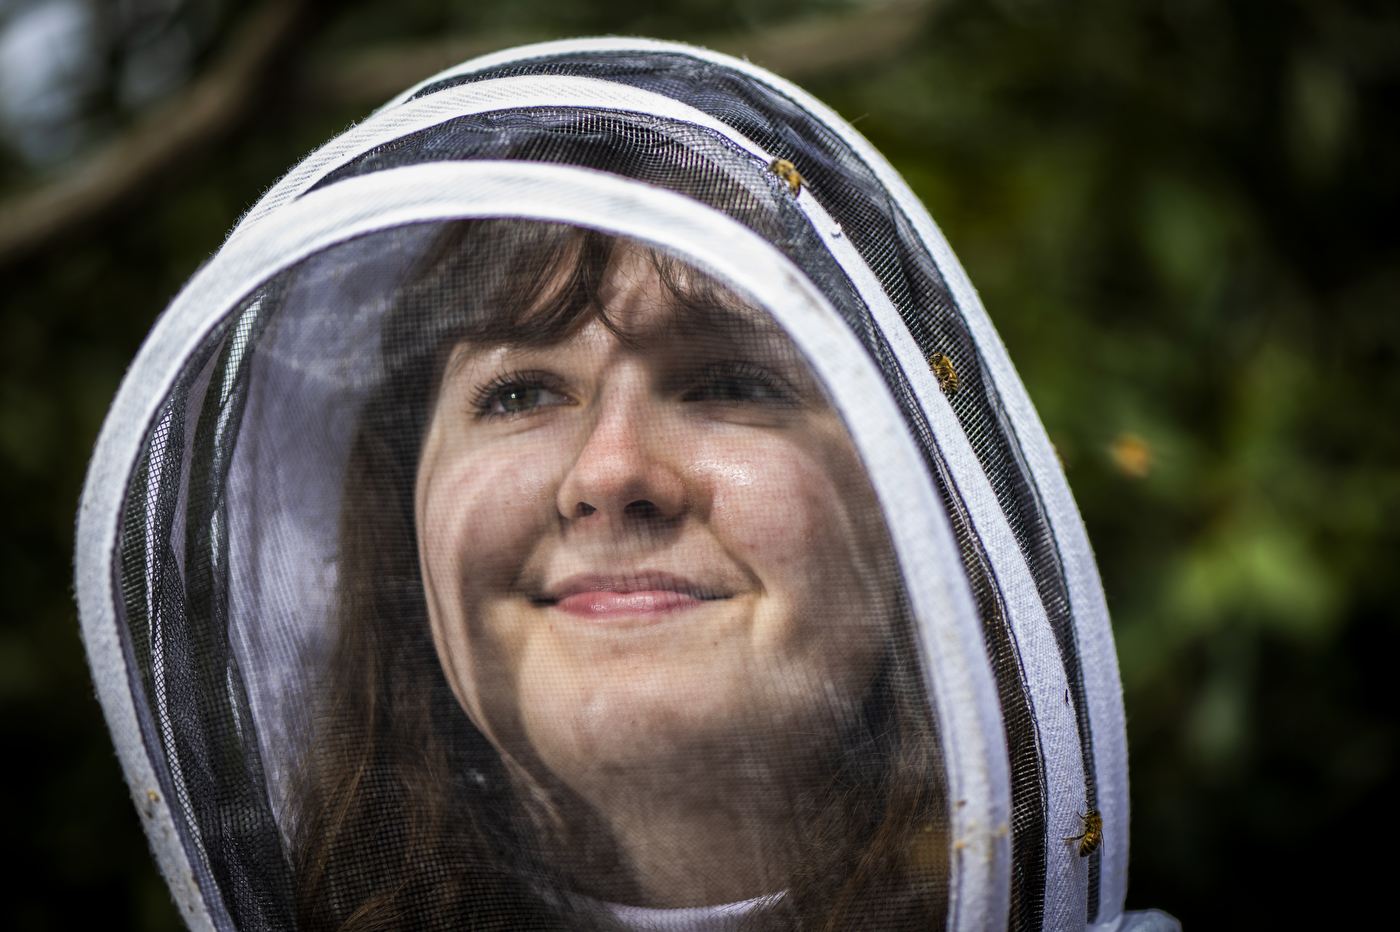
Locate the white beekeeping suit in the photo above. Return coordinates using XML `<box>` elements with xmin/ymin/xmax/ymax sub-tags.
<box><xmin>76</xmin><ymin>39</ymin><xmax>1178</xmax><ymax>932</ymax></box>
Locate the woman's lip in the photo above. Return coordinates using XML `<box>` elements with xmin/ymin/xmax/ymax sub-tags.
<box><xmin>553</xmin><ymin>589</ymin><xmax>708</xmax><ymax>618</ymax></box>
<box><xmin>538</xmin><ymin>572</ymin><xmax>731</xmax><ymax>619</ymax></box>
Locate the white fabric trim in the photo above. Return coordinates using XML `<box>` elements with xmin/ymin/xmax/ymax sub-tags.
<box><xmin>75</xmin><ymin>303</ymin><xmax>231</xmax><ymax>932</ymax></box>
<box><xmin>698</xmin><ymin>45</ymin><xmax>1130</xmax><ymax>922</ymax></box>
<box><xmin>376</xmin><ymin>36</ymin><xmax>812</xmax><ymax>113</ymax></box>
<box><xmin>867</xmin><ymin>297</ymin><xmax>1090</xmax><ymax>926</ymax></box>
<box><xmin>77</xmin><ymin>161</ymin><xmax>1010</xmax><ymax>932</ymax></box>
<box><xmin>604</xmin><ymin>893</ymin><xmax>778</xmax><ymax>932</ymax></box>
<box><xmin>390</xmin><ymin>37</ymin><xmax>1128</xmax><ymax>923</ymax></box>
<box><xmin>778</xmin><ymin>165</ymin><xmax>1091</xmax><ymax>927</ymax></box>
<box><xmin>1093</xmin><ymin>910</ymin><xmax>1181</xmax><ymax>932</ymax></box>
<box><xmin>753</xmin><ymin>61</ymin><xmax>1131</xmax><ymax>926</ymax></box>
<box><xmin>228</xmin><ymin>75</ymin><xmax>781</xmax><ymax>242</ymax></box>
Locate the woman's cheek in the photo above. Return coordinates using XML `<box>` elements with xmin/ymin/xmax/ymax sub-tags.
<box><xmin>707</xmin><ymin>432</ymin><xmax>887</xmax><ymax>681</ymax></box>
<box><xmin>705</xmin><ymin>443</ymin><xmax>842</xmax><ymax>567</ymax></box>
<box><xmin>420</xmin><ymin>433</ymin><xmax>569</xmax><ymax>708</ymax></box>
<box><xmin>434</xmin><ymin>441</ymin><xmax>563</xmax><ymax>587</ymax></box>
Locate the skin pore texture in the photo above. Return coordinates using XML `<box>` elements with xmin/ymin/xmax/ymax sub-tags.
<box><xmin>415</xmin><ymin>245</ymin><xmax>899</xmax><ymax>909</ymax></box>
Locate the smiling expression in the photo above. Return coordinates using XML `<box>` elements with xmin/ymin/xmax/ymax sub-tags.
<box><xmin>415</xmin><ymin>244</ymin><xmax>899</xmax><ymax>810</ymax></box>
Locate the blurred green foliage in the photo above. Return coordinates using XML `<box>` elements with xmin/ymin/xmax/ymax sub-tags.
<box><xmin>1</xmin><ymin>0</ymin><xmax>1396</xmax><ymax>929</ymax></box>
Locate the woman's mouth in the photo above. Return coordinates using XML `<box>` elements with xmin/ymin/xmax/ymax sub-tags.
<box><xmin>540</xmin><ymin>573</ymin><xmax>728</xmax><ymax>619</ymax></box>
<box><xmin>556</xmin><ymin>589</ymin><xmax>703</xmax><ymax>617</ymax></box>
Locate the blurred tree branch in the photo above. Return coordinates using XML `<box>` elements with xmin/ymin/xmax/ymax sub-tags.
<box><xmin>0</xmin><ymin>0</ymin><xmax>939</xmax><ymax>270</ymax></box>
<box><xmin>708</xmin><ymin>0</ymin><xmax>940</xmax><ymax>80</ymax></box>
<box><xmin>0</xmin><ymin>0</ymin><xmax>324</xmax><ymax>269</ymax></box>
<box><xmin>303</xmin><ymin>0</ymin><xmax>941</xmax><ymax>106</ymax></box>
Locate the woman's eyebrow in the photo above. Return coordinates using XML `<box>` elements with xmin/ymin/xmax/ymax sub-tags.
<box><xmin>443</xmin><ymin>343</ymin><xmax>524</xmax><ymax>381</ymax></box>
<box><xmin>662</xmin><ymin>301</ymin><xmax>791</xmax><ymax>346</ymax></box>
<box><xmin>443</xmin><ymin>344</ymin><xmax>486</xmax><ymax>380</ymax></box>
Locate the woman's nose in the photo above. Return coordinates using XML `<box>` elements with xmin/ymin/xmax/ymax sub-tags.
<box><xmin>556</xmin><ymin>385</ymin><xmax>686</xmax><ymax>525</ymax></box>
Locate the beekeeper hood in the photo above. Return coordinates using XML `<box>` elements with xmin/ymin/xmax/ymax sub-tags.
<box><xmin>76</xmin><ymin>39</ymin><xmax>1150</xmax><ymax>932</ymax></box>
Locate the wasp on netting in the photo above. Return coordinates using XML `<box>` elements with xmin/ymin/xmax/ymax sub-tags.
<box><xmin>769</xmin><ymin>158</ymin><xmax>804</xmax><ymax>195</ymax></box>
<box><xmin>928</xmin><ymin>352</ymin><xmax>960</xmax><ymax>395</ymax></box>
<box><xmin>1064</xmin><ymin>809</ymin><xmax>1103</xmax><ymax>857</ymax></box>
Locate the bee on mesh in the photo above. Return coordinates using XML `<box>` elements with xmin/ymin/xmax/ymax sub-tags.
<box><xmin>769</xmin><ymin>158</ymin><xmax>805</xmax><ymax>194</ymax></box>
<box><xmin>928</xmin><ymin>352</ymin><xmax>960</xmax><ymax>395</ymax></box>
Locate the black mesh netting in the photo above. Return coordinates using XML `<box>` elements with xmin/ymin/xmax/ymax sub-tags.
<box><xmin>118</xmin><ymin>293</ymin><xmax>295</xmax><ymax>932</ymax></box>
<box><xmin>109</xmin><ymin>48</ymin><xmax>1107</xmax><ymax>932</ymax></box>
<box><xmin>409</xmin><ymin>51</ymin><xmax>1102</xmax><ymax>925</ymax></box>
<box><xmin>115</xmin><ymin>212</ymin><xmax>962</xmax><ymax>932</ymax></box>
<box><xmin>313</xmin><ymin>95</ymin><xmax>1064</xmax><ymax>928</ymax></box>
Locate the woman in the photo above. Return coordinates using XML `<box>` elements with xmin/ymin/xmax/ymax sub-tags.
<box><xmin>77</xmin><ymin>38</ymin><xmax>1157</xmax><ymax>932</ymax></box>
<box><xmin>291</xmin><ymin>220</ymin><xmax>946</xmax><ymax>931</ymax></box>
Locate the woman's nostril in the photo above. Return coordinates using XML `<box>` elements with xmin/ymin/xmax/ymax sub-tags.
<box><xmin>570</xmin><ymin>500</ymin><xmax>668</xmax><ymax>520</ymax></box>
<box><xmin>623</xmin><ymin>499</ymin><xmax>661</xmax><ymax>519</ymax></box>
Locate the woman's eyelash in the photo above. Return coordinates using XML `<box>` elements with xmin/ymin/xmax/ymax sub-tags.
<box><xmin>470</xmin><ymin>370</ymin><xmax>572</xmax><ymax>418</ymax></box>
<box><xmin>469</xmin><ymin>363</ymin><xmax>793</xmax><ymax>415</ymax></box>
<box><xmin>684</xmin><ymin>361</ymin><xmax>795</xmax><ymax>404</ymax></box>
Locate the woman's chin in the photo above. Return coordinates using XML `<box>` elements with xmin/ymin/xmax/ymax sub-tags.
<box><xmin>516</xmin><ymin>679</ymin><xmax>845</xmax><ymax>794</ymax></box>
<box><xmin>525</xmin><ymin>693</ymin><xmax>761</xmax><ymax>770</ymax></box>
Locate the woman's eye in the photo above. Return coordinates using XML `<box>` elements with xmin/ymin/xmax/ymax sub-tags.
<box><xmin>479</xmin><ymin>382</ymin><xmax>571</xmax><ymax>416</ymax></box>
<box><xmin>685</xmin><ymin>365</ymin><xmax>791</xmax><ymax>405</ymax></box>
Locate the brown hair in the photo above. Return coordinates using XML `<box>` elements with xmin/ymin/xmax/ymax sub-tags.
<box><xmin>288</xmin><ymin>219</ymin><xmax>949</xmax><ymax>932</ymax></box>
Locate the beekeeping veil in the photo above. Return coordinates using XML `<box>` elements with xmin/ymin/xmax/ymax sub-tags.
<box><xmin>76</xmin><ymin>39</ymin><xmax>1157</xmax><ymax>932</ymax></box>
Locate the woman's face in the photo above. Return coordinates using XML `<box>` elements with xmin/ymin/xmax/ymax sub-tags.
<box><xmin>416</xmin><ymin>245</ymin><xmax>897</xmax><ymax>811</ymax></box>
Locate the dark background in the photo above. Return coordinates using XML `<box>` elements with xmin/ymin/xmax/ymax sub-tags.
<box><xmin>1</xmin><ymin>0</ymin><xmax>1395</xmax><ymax>928</ymax></box>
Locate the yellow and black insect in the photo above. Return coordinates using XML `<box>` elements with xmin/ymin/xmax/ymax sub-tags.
<box><xmin>1065</xmin><ymin>809</ymin><xmax>1103</xmax><ymax>857</ymax></box>
<box><xmin>769</xmin><ymin>158</ymin><xmax>804</xmax><ymax>195</ymax></box>
<box><xmin>929</xmin><ymin>352</ymin><xmax>960</xmax><ymax>395</ymax></box>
